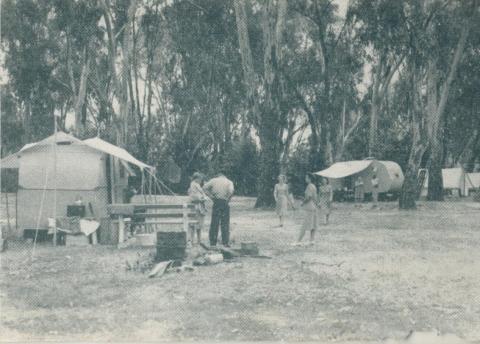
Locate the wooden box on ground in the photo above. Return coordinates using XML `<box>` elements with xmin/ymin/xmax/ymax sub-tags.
<box><xmin>156</xmin><ymin>231</ymin><xmax>186</xmax><ymax>261</ymax></box>
<box><xmin>99</xmin><ymin>218</ymin><xmax>120</xmax><ymax>245</ymax></box>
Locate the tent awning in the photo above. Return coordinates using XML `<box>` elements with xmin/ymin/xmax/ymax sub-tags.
<box><xmin>83</xmin><ymin>137</ymin><xmax>153</xmax><ymax>171</ymax></box>
<box><xmin>12</xmin><ymin>132</ymin><xmax>152</xmax><ymax>171</ymax></box>
<box><xmin>314</xmin><ymin>160</ymin><xmax>373</xmax><ymax>179</ymax></box>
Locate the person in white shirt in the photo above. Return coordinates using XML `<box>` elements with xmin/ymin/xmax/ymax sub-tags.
<box><xmin>354</xmin><ymin>176</ymin><xmax>364</xmax><ymax>203</ymax></box>
<box><xmin>203</xmin><ymin>172</ymin><xmax>234</xmax><ymax>247</ymax></box>
<box><xmin>371</xmin><ymin>174</ymin><xmax>379</xmax><ymax>206</ymax></box>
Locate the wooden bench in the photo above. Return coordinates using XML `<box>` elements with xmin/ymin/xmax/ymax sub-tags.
<box><xmin>107</xmin><ymin>203</ymin><xmax>198</xmax><ymax>244</ymax></box>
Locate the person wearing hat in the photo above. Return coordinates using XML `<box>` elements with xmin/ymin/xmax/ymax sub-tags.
<box><xmin>203</xmin><ymin>171</ymin><xmax>234</xmax><ymax>247</ymax></box>
<box><xmin>188</xmin><ymin>172</ymin><xmax>208</xmax><ymax>245</ymax></box>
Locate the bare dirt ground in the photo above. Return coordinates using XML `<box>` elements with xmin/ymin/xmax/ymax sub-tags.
<box><xmin>1</xmin><ymin>198</ymin><xmax>480</xmax><ymax>343</ymax></box>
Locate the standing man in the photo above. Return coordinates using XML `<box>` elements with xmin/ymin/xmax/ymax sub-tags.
<box><xmin>371</xmin><ymin>174</ymin><xmax>379</xmax><ymax>206</ymax></box>
<box><xmin>203</xmin><ymin>172</ymin><xmax>234</xmax><ymax>247</ymax></box>
<box><xmin>354</xmin><ymin>176</ymin><xmax>364</xmax><ymax>203</ymax></box>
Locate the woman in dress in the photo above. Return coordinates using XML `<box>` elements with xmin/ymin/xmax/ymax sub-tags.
<box><xmin>318</xmin><ymin>177</ymin><xmax>333</xmax><ymax>225</ymax></box>
<box><xmin>188</xmin><ymin>172</ymin><xmax>208</xmax><ymax>245</ymax></box>
<box><xmin>274</xmin><ymin>174</ymin><xmax>294</xmax><ymax>227</ymax></box>
<box><xmin>295</xmin><ymin>173</ymin><xmax>318</xmax><ymax>245</ymax></box>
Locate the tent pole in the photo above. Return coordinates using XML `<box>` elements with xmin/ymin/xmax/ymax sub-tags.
<box><xmin>110</xmin><ymin>157</ymin><xmax>116</xmax><ymax>204</ymax></box>
<box><xmin>15</xmin><ymin>187</ymin><xmax>18</xmax><ymax>234</ymax></box>
<box><xmin>5</xmin><ymin>192</ymin><xmax>12</xmax><ymax>236</ymax></box>
<box><xmin>149</xmin><ymin>172</ymin><xmax>152</xmax><ymax>197</ymax></box>
<box><xmin>141</xmin><ymin>169</ymin><xmax>147</xmax><ymax>204</ymax></box>
<box><xmin>53</xmin><ymin>114</ymin><xmax>58</xmax><ymax>246</ymax></box>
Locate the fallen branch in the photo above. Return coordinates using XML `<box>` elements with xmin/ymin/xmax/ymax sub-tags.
<box><xmin>301</xmin><ymin>260</ymin><xmax>345</xmax><ymax>267</ymax></box>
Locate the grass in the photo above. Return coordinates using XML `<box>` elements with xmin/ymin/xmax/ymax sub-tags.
<box><xmin>1</xmin><ymin>198</ymin><xmax>480</xmax><ymax>342</ymax></box>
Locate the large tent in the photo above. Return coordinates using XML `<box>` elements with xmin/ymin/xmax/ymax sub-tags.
<box><xmin>1</xmin><ymin>132</ymin><xmax>153</xmax><ymax>238</ymax></box>
<box><xmin>314</xmin><ymin>159</ymin><xmax>404</xmax><ymax>194</ymax></box>
<box><xmin>420</xmin><ymin>167</ymin><xmax>475</xmax><ymax>197</ymax></box>
<box><xmin>467</xmin><ymin>172</ymin><xmax>480</xmax><ymax>191</ymax></box>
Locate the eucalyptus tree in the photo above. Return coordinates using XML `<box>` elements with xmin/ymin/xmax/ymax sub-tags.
<box><xmin>397</xmin><ymin>0</ymin><xmax>479</xmax><ymax>208</ymax></box>
<box><xmin>1</xmin><ymin>0</ymin><xmax>59</xmax><ymax>143</ymax></box>
<box><xmin>291</xmin><ymin>0</ymin><xmax>366</xmax><ymax>168</ymax></box>
<box><xmin>234</xmin><ymin>0</ymin><xmax>290</xmax><ymax>207</ymax></box>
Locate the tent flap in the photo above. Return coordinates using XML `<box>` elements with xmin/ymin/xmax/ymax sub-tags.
<box><xmin>83</xmin><ymin>137</ymin><xmax>152</xmax><ymax>171</ymax></box>
<box><xmin>314</xmin><ymin>160</ymin><xmax>373</xmax><ymax>179</ymax></box>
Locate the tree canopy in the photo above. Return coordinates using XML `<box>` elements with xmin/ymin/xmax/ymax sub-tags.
<box><xmin>1</xmin><ymin>0</ymin><xmax>479</xmax><ymax>208</ymax></box>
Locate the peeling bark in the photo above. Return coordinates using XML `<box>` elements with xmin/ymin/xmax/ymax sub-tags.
<box><xmin>399</xmin><ymin>60</ymin><xmax>428</xmax><ymax>209</ymax></box>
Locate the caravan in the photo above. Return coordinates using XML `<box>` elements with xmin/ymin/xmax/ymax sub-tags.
<box><xmin>0</xmin><ymin>132</ymin><xmax>154</xmax><ymax>238</ymax></box>
<box><xmin>314</xmin><ymin>159</ymin><xmax>404</xmax><ymax>201</ymax></box>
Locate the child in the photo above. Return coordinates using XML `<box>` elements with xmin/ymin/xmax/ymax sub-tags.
<box><xmin>188</xmin><ymin>172</ymin><xmax>208</xmax><ymax>245</ymax></box>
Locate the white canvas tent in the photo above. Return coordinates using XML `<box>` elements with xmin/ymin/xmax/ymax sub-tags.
<box><xmin>420</xmin><ymin>167</ymin><xmax>475</xmax><ymax>197</ymax></box>
<box><xmin>1</xmin><ymin>132</ymin><xmax>153</xmax><ymax>238</ymax></box>
<box><xmin>467</xmin><ymin>172</ymin><xmax>480</xmax><ymax>191</ymax></box>
<box><xmin>314</xmin><ymin>159</ymin><xmax>404</xmax><ymax>194</ymax></box>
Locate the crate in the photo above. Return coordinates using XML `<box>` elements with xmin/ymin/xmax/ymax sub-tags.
<box><xmin>156</xmin><ymin>231</ymin><xmax>186</xmax><ymax>261</ymax></box>
<box><xmin>24</xmin><ymin>229</ymin><xmax>49</xmax><ymax>242</ymax></box>
<box><xmin>67</xmin><ymin>205</ymin><xmax>86</xmax><ymax>217</ymax></box>
<box><xmin>156</xmin><ymin>247</ymin><xmax>186</xmax><ymax>261</ymax></box>
<box><xmin>99</xmin><ymin>218</ymin><xmax>119</xmax><ymax>245</ymax></box>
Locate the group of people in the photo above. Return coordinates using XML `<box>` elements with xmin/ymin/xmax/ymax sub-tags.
<box><xmin>274</xmin><ymin>173</ymin><xmax>333</xmax><ymax>246</ymax></box>
<box><xmin>354</xmin><ymin>174</ymin><xmax>379</xmax><ymax>204</ymax></box>
<box><xmin>187</xmin><ymin>171</ymin><xmax>234</xmax><ymax>247</ymax></box>
<box><xmin>187</xmin><ymin>170</ymin><xmax>377</xmax><ymax>247</ymax></box>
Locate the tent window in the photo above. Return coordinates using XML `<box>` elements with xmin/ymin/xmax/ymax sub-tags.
<box><xmin>119</xmin><ymin>163</ymin><xmax>125</xmax><ymax>178</ymax></box>
<box><xmin>57</xmin><ymin>141</ymin><xmax>73</xmax><ymax>145</ymax></box>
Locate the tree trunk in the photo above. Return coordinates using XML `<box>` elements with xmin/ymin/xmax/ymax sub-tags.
<box><xmin>399</xmin><ymin>59</ymin><xmax>427</xmax><ymax>209</ymax></box>
<box><xmin>426</xmin><ymin>143</ymin><xmax>444</xmax><ymax>200</ymax></box>
<box><xmin>256</xmin><ymin>117</ymin><xmax>282</xmax><ymax>207</ymax></box>
<box><xmin>369</xmin><ymin>64</ymin><xmax>381</xmax><ymax>157</ymax></box>
<box><xmin>101</xmin><ymin>0</ymin><xmax>137</xmax><ymax>146</ymax></box>
<box><xmin>426</xmin><ymin>20</ymin><xmax>471</xmax><ymax>200</ymax></box>
<box><xmin>234</xmin><ymin>0</ymin><xmax>287</xmax><ymax>208</ymax></box>
<box><xmin>233</xmin><ymin>0</ymin><xmax>258</xmax><ymax>138</ymax></box>
<box><xmin>426</xmin><ymin>59</ymin><xmax>444</xmax><ymax>201</ymax></box>
<box><xmin>369</xmin><ymin>53</ymin><xmax>404</xmax><ymax>157</ymax></box>
<box><xmin>74</xmin><ymin>46</ymin><xmax>90</xmax><ymax>138</ymax></box>
<box><xmin>254</xmin><ymin>0</ymin><xmax>287</xmax><ymax>208</ymax></box>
